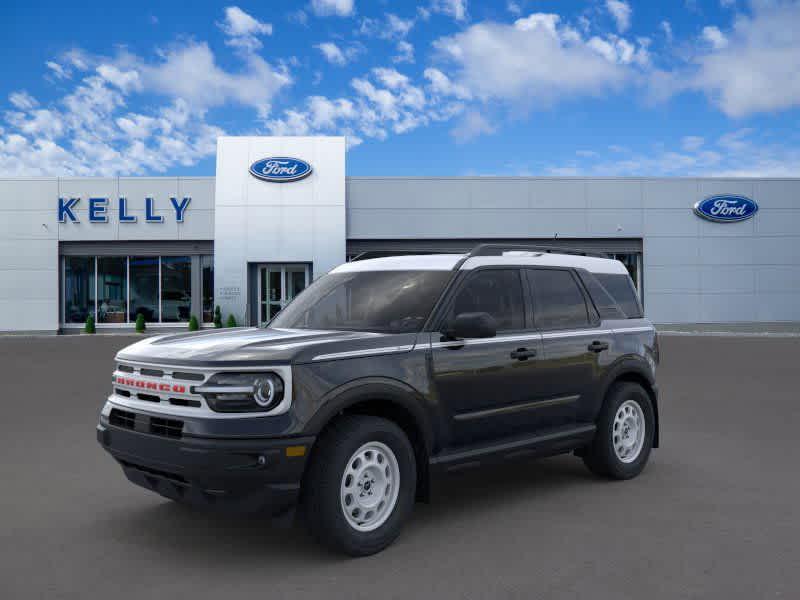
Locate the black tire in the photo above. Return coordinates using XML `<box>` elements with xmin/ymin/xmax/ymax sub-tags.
<box><xmin>302</xmin><ymin>415</ymin><xmax>417</xmax><ymax>556</ymax></box>
<box><xmin>583</xmin><ymin>382</ymin><xmax>655</xmax><ymax>479</ymax></box>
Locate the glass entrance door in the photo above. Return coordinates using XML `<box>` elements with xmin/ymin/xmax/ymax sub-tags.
<box><xmin>258</xmin><ymin>264</ymin><xmax>310</xmax><ymax>324</ymax></box>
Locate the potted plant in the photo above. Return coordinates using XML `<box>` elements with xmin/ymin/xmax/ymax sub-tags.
<box><xmin>214</xmin><ymin>305</ymin><xmax>222</xmax><ymax>328</ymax></box>
<box><xmin>226</xmin><ymin>314</ymin><xmax>237</xmax><ymax>328</ymax></box>
<box><xmin>188</xmin><ymin>315</ymin><xmax>199</xmax><ymax>331</ymax></box>
<box><xmin>84</xmin><ymin>315</ymin><xmax>95</xmax><ymax>334</ymax></box>
<box><xmin>135</xmin><ymin>313</ymin><xmax>146</xmax><ymax>333</ymax></box>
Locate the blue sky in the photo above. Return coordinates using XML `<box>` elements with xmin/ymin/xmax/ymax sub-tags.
<box><xmin>1</xmin><ymin>0</ymin><xmax>798</xmax><ymax>177</ymax></box>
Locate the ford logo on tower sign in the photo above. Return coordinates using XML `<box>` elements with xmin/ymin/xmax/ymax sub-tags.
<box><xmin>249</xmin><ymin>157</ymin><xmax>312</xmax><ymax>182</ymax></box>
<box><xmin>693</xmin><ymin>195</ymin><xmax>758</xmax><ymax>223</ymax></box>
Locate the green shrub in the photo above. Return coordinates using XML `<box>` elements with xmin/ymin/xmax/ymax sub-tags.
<box><xmin>214</xmin><ymin>305</ymin><xmax>222</xmax><ymax>328</ymax></box>
<box><xmin>188</xmin><ymin>315</ymin><xmax>199</xmax><ymax>331</ymax></box>
<box><xmin>84</xmin><ymin>315</ymin><xmax>95</xmax><ymax>334</ymax></box>
<box><xmin>226</xmin><ymin>314</ymin><xmax>237</xmax><ymax>328</ymax></box>
<box><xmin>135</xmin><ymin>313</ymin><xmax>146</xmax><ymax>333</ymax></box>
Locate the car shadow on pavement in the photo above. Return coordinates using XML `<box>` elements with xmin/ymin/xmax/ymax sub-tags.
<box><xmin>100</xmin><ymin>453</ymin><xmax>611</xmax><ymax>561</ymax></box>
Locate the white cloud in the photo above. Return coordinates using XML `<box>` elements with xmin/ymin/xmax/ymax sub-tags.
<box><xmin>690</xmin><ymin>1</ymin><xmax>800</xmax><ymax>116</ymax></box>
<box><xmin>310</xmin><ymin>0</ymin><xmax>354</xmax><ymax>17</ymax></box>
<box><xmin>386</xmin><ymin>14</ymin><xmax>415</xmax><ymax>38</ymax></box>
<box><xmin>393</xmin><ymin>41</ymin><xmax>415</xmax><ymax>63</ymax></box>
<box><xmin>681</xmin><ymin>135</ymin><xmax>704</xmax><ymax>152</ymax></box>
<box><xmin>218</xmin><ymin>6</ymin><xmax>272</xmax><ymax>51</ymax></box>
<box><xmin>423</xmin><ymin>67</ymin><xmax>472</xmax><ymax>100</ymax></box>
<box><xmin>720</xmin><ymin>0</ymin><xmax>736</xmax><ymax>7</ymax></box>
<box><xmin>266</xmin><ymin>66</ymin><xmax>463</xmax><ymax>145</ymax></box>
<box><xmin>660</xmin><ymin>20</ymin><xmax>673</xmax><ymax>43</ymax></box>
<box><xmin>9</xmin><ymin>91</ymin><xmax>38</xmax><ymax>111</ymax></box>
<box><xmin>314</xmin><ymin>42</ymin><xmax>363</xmax><ymax>66</ymax></box>
<box><xmin>701</xmin><ymin>25</ymin><xmax>728</xmax><ymax>49</ymax></box>
<box><xmin>507</xmin><ymin>1</ymin><xmax>522</xmax><ymax>16</ymax></box>
<box><xmin>430</xmin><ymin>0</ymin><xmax>468</xmax><ymax>21</ymax></box>
<box><xmin>432</xmin><ymin>13</ymin><xmax>639</xmax><ymax>107</ymax></box>
<box><xmin>546</xmin><ymin>128</ymin><xmax>800</xmax><ymax>177</ymax></box>
<box><xmin>0</xmin><ymin>36</ymin><xmax>289</xmax><ymax>175</ymax></box>
<box><xmin>451</xmin><ymin>110</ymin><xmax>496</xmax><ymax>142</ymax></box>
<box><xmin>45</xmin><ymin>61</ymin><xmax>71</xmax><ymax>80</ymax></box>
<box><xmin>606</xmin><ymin>0</ymin><xmax>632</xmax><ymax>33</ymax></box>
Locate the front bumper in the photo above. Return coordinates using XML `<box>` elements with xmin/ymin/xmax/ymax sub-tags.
<box><xmin>97</xmin><ymin>415</ymin><xmax>314</xmax><ymax>515</ymax></box>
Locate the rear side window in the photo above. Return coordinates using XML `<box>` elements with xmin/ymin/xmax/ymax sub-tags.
<box><xmin>448</xmin><ymin>269</ymin><xmax>525</xmax><ymax>331</ymax></box>
<box><xmin>527</xmin><ymin>269</ymin><xmax>590</xmax><ymax>330</ymax></box>
<box><xmin>577</xmin><ymin>272</ymin><xmax>627</xmax><ymax>320</ymax></box>
<box><xmin>595</xmin><ymin>273</ymin><xmax>643</xmax><ymax>319</ymax></box>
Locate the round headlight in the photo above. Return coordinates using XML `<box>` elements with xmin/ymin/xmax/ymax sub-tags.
<box><xmin>253</xmin><ymin>375</ymin><xmax>284</xmax><ymax>409</ymax></box>
<box><xmin>254</xmin><ymin>378</ymin><xmax>275</xmax><ymax>407</ymax></box>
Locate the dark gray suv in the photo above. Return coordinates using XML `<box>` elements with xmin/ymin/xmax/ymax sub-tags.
<box><xmin>97</xmin><ymin>244</ymin><xmax>659</xmax><ymax>556</ymax></box>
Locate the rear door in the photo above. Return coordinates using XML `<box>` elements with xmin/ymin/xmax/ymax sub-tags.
<box><xmin>525</xmin><ymin>268</ymin><xmax>613</xmax><ymax>428</ymax></box>
<box><xmin>429</xmin><ymin>268</ymin><xmax>544</xmax><ymax>446</ymax></box>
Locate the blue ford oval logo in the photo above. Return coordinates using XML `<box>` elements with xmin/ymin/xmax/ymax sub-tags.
<box><xmin>693</xmin><ymin>195</ymin><xmax>758</xmax><ymax>223</ymax></box>
<box><xmin>249</xmin><ymin>157</ymin><xmax>313</xmax><ymax>183</ymax></box>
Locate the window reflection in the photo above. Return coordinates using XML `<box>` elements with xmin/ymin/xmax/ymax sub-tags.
<box><xmin>201</xmin><ymin>255</ymin><xmax>214</xmax><ymax>323</ymax></box>
<box><xmin>64</xmin><ymin>256</ymin><xmax>95</xmax><ymax>324</ymax></box>
<box><xmin>129</xmin><ymin>256</ymin><xmax>159</xmax><ymax>322</ymax></box>
<box><xmin>97</xmin><ymin>257</ymin><xmax>127</xmax><ymax>323</ymax></box>
<box><xmin>161</xmin><ymin>256</ymin><xmax>191</xmax><ymax>322</ymax></box>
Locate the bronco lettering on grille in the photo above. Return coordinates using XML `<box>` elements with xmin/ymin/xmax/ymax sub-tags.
<box><xmin>114</xmin><ymin>376</ymin><xmax>186</xmax><ymax>394</ymax></box>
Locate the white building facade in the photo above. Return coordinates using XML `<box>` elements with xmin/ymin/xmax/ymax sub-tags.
<box><xmin>1</xmin><ymin>136</ymin><xmax>798</xmax><ymax>333</ymax></box>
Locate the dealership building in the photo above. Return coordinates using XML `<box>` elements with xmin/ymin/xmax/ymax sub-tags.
<box><xmin>1</xmin><ymin>135</ymin><xmax>798</xmax><ymax>334</ymax></box>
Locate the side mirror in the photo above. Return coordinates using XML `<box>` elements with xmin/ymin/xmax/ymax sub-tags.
<box><xmin>447</xmin><ymin>312</ymin><xmax>497</xmax><ymax>339</ymax></box>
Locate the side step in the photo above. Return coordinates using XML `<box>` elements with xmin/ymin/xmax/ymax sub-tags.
<box><xmin>430</xmin><ymin>424</ymin><xmax>596</xmax><ymax>472</ymax></box>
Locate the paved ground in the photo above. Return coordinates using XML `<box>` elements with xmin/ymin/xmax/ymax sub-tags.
<box><xmin>1</xmin><ymin>334</ymin><xmax>798</xmax><ymax>600</ymax></box>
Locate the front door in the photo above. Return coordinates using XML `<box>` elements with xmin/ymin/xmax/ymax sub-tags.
<box><xmin>258</xmin><ymin>264</ymin><xmax>310</xmax><ymax>324</ymax></box>
<box><xmin>430</xmin><ymin>268</ymin><xmax>544</xmax><ymax>446</ymax></box>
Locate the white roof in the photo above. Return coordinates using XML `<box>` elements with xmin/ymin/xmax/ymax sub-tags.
<box><xmin>461</xmin><ymin>253</ymin><xmax>629</xmax><ymax>275</ymax></box>
<box><xmin>332</xmin><ymin>254</ymin><xmax>464</xmax><ymax>272</ymax></box>
<box><xmin>332</xmin><ymin>251</ymin><xmax>629</xmax><ymax>276</ymax></box>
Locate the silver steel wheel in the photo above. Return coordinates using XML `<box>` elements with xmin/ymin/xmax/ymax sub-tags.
<box><xmin>613</xmin><ymin>399</ymin><xmax>646</xmax><ymax>463</ymax></box>
<box><xmin>340</xmin><ymin>441</ymin><xmax>400</xmax><ymax>532</ymax></box>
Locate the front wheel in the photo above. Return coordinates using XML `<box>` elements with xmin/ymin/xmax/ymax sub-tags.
<box><xmin>302</xmin><ymin>415</ymin><xmax>416</xmax><ymax>556</ymax></box>
<box><xmin>583</xmin><ymin>382</ymin><xmax>655</xmax><ymax>479</ymax></box>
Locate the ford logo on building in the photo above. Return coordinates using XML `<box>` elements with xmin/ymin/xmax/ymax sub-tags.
<box><xmin>693</xmin><ymin>195</ymin><xmax>758</xmax><ymax>223</ymax></box>
<box><xmin>249</xmin><ymin>157</ymin><xmax>312</xmax><ymax>183</ymax></box>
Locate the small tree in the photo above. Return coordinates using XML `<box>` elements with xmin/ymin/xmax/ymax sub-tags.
<box><xmin>188</xmin><ymin>315</ymin><xmax>199</xmax><ymax>331</ymax></box>
<box><xmin>214</xmin><ymin>305</ymin><xmax>223</xmax><ymax>328</ymax></box>
<box><xmin>135</xmin><ymin>313</ymin><xmax>146</xmax><ymax>333</ymax></box>
<box><xmin>84</xmin><ymin>314</ymin><xmax>95</xmax><ymax>334</ymax></box>
<box><xmin>226</xmin><ymin>314</ymin><xmax>237</xmax><ymax>328</ymax></box>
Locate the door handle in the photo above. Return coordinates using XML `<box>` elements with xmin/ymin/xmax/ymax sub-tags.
<box><xmin>588</xmin><ymin>340</ymin><xmax>609</xmax><ymax>352</ymax></box>
<box><xmin>510</xmin><ymin>348</ymin><xmax>537</xmax><ymax>360</ymax></box>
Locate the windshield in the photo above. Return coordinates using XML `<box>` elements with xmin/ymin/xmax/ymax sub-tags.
<box><xmin>269</xmin><ymin>270</ymin><xmax>452</xmax><ymax>333</ymax></box>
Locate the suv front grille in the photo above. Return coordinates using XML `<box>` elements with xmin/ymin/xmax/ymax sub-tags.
<box><xmin>150</xmin><ymin>417</ymin><xmax>184</xmax><ymax>439</ymax></box>
<box><xmin>107</xmin><ymin>408</ymin><xmax>184</xmax><ymax>439</ymax></box>
<box><xmin>109</xmin><ymin>408</ymin><xmax>136</xmax><ymax>430</ymax></box>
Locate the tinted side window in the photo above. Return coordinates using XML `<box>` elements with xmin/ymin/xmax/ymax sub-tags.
<box><xmin>449</xmin><ymin>269</ymin><xmax>525</xmax><ymax>331</ymax></box>
<box><xmin>578</xmin><ymin>271</ymin><xmax>626</xmax><ymax>320</ymax></box>
<box><xmin>595</xmin><ymin>273</ymin><xmax>643</xmax><ymax>319</ymax></box>
<box><xmin>527</xmin><ymin>269</ymin><xmax>590</xmax><ymax>330</ymax></box>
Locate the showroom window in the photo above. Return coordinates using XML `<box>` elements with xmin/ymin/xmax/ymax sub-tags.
<box><xmin>64</xmin><ymin>256</ymin><xmax>95</xmax><ymax>324</ymax></box>
<box><xmin>61</xmin><ymin>255</ymin><xmax>213</xmax><ymax>327</ymax></box>
<box><xmin>201</xmin><ymin>255</ymin><xmax>214</xmax><ymax>323</ymax></box>
<box><xmin>97</xmin><ymin>257</ymin><xmax>127</xmax><ymax>323</ymax></box>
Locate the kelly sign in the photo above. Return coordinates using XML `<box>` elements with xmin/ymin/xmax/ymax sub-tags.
<box><xmin>58</xmin><ymin>197</ymin><xmax>191</xmax><ymax>223</ymax></box>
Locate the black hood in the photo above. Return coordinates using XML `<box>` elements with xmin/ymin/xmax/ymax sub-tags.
<box><xmin>115</xmin><ymin>327</ymin><xmax>397</xmax><ymax>366</ymax></box>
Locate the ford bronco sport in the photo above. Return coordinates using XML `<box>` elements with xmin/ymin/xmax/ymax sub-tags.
<box><xmin>97</xmin><ymin>244</ymin><xmax>660</xmax><ymax>556</ymax></box>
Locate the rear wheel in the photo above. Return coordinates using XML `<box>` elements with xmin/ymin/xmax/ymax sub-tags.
<box><xmin>303</xmin><ymin>415</ymin><xmax>416</xmax><ymax>556</ymax></box>
<box><xmin>583</xmin><ymin>382</ymin><xmax>654</xmax><ymax>479</ymax></box>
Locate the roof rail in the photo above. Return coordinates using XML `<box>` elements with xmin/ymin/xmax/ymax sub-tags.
<box><xmin>467</xmin><ymin>243</ymin><xmax>609</xmax><ymax>259</ymax></box>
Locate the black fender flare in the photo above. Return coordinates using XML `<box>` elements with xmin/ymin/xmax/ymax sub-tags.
<box><xmin>304</xmin><ymin>376</ymin><xmax>436</xmax><ymax>454</ymax></box>
<box><xmin>599</xmin><ymin>356</ymin><xmax>660</xmax><ymax>448</ymax></box>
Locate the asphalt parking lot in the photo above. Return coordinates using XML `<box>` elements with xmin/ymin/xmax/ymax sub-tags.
<box><xmin>1</xmin><ymin>334</ymin><xmax>798</xmax><ymax>599</ymax></box>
